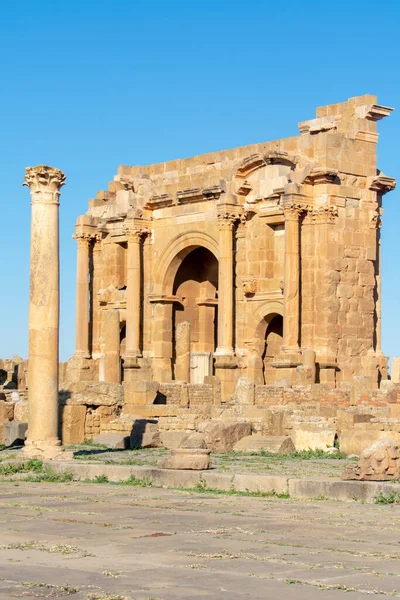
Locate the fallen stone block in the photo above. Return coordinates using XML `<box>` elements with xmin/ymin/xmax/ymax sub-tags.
<box><xmin>292</xmin><ymin>428</ymin><xmax>335</xmax><ymax>451</ymax></box>
<box><xmin>130</xmin><ymin>419</ymin><xmax>161</xmax><ymax>449</ymax></box>
<box><xmin>4</xmin><ymin>421</ymin><xmax>28</xmax><ymax>447</ymax></box>
<box><xmin>198</xmin><ymin>421</ymin><xmax>251</xmax><ymax>451</ymax></box>
<box><xmin>180</xmin><ymin>432</ymin><xmax>206</xmax><ymax>449</ymax></box>
<box><xmin>159</xmin><ymin>448</ymin><xmax>210</xmax><ymax>470</ymax></box>
<box><xmin>159</xmin><ymin>431</ymin><xmax>191</xmax><ymax>449</ymax></box>
<box><xmin>339</xmin><ymin>429</ymin><xmax>400</xmax><ymax>455</ymax></box>
<box><xmin>92</xmin><ymin>432</ymin><xmax>130</xmax><ymax>449</ymax></box>
<box><xmin>233</xmin><ymin>435</ymin><xmax>295</xmax><ymax>454</ymax></box>
<box><xmin>14</xmin><ymin>399</ymin><xmax>28</xmax><ymax>422</ymax></box>
<box><xmin>342</xmin><ymin>438</ymin><xmax>400</xmax><ymax>481</ymax></box>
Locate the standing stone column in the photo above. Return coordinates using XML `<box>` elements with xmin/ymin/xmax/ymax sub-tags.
<box><xmin>73</xmin><ymin>232</ymin><xmax>91</xmax><ymax>358</ymax></box>
<box><xmin>23</xmin><ymin>165</ymin><xmax>71</xmax><ymax>459</ymax></box>
<box><xmin>215</xmin><ymin>212</ymin><xmax>236</xmax><ymax>357</ymax></box>
<box><xmin>104</xmin><ymin>309</ymin><xmax>121</xmax><ymax>383</ymax></box>
<box><xmin>123</xmin><ymin>226</ymin><xmax>147</xmax><ymax>369</ymax></box>
<box><xmin>282</xmin><ymin>202</ymin><xmax>302</xmax><ymax>353</ymax></box>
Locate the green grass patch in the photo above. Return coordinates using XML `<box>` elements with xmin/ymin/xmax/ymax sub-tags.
<box><xmin>374</xmin><ymin>490</ymin><xmax>400</xmax><ymax>504</ymax></box>
<box><xmin>219</xmin><ymin>449</ymin><xmax>348</xmax><ymax>460</ymax></box>
<box><xmin>0</xmin><ymin>459</ymin><xmax>43</xmax><ymax>476</ymax></box>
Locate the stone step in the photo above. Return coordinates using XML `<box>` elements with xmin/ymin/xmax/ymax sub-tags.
<box><xmin>233</xmin><ymin>435</ymin><xmax>294</xmax><ymax>454</ymax></box>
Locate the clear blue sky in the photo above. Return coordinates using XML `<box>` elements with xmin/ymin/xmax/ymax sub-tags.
<box><xmin>0</xmin><ymin>0</ymin><xmax>399</xmax><ymax>364</ymax></box>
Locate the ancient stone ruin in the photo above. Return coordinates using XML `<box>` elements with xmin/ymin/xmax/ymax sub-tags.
<box><xmin>1</xmin><ymin>94</ymin><xmax>399</xmax><ymax>460</ymax></box>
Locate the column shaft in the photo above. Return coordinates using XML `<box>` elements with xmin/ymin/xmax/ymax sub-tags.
<box><xmin>215</xmin><ymin>215</ymin><xmax>235</xmax><ymax>355</ymax></box>
<box><xmin>104</xmin><ymin>309</ymin><xmax>120</xmax><ymax>383</ymax></box>
<box><xmin>282</xmin><ymin>207</ymin><xmax>301</xmax><ymax>350</ymax></box>
<box><xmin>125</xmin><ymin>232</ymin><xmax>142</xmax><ymax>357</ymax></box>
<box><xmin>74</xmin><ymin>235</ymin><xmax>90</xmax><ymax>357</ymax></box>
<box><xmin>23</xmin><ymin>165</ymin><xmax>69</xmax><ymax>459</ymax></box>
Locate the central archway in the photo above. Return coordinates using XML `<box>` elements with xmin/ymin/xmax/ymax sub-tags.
<box><xmin>172</xmin><ymin>247</ymin><xmax>218</xmax><ymax>382</ymax></box>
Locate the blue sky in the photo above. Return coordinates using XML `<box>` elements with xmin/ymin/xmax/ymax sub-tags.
<box><xmin>0</xmin><ymin>0</ymin><xmax>399</xmax><ymax>364</ymax></box>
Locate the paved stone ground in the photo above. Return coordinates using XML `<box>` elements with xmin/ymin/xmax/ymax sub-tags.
<box><xmin>0</xmin><ymin>483</ymin><xmax>400</xmax><ymax>599</ymax></box>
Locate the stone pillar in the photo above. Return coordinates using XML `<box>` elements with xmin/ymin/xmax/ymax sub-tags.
<box><xmin>282</xmin><ymin>203</ymin><xmax>302</xmax><ymax>353</ymax></box>
<box><xmin>73</xmin><ymin>232</ymin><xmax>91</xmax><ymax>358</ymax></box>
<box><xmin>104</xmin><ymin>309</ymin><xmax>120</xmax><ymax>383</ymax></box>
<box><xmin>123</xmin><ymin>226</ymin><xmax>147</xmax><ymax>375</ymax></box>
<box><xmin>91</xmin><ymin>234</ymin><xmax>103</xmax><ymax>358</ymax></box>
<box><xmin>175</xmin><ymin>321</ymin><xmax>190</xmax><ymax>382</ymax></box>
<box><xmin>215</xmin><ymin>212</ymin><xmax>236</xmax><ymax>356</ymax></box>
<box><xmin>23</xmin><ymin>165</ymin><xmax>71</xmax><ymax>459</ymax></box>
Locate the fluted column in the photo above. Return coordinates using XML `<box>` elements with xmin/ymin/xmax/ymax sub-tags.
<box><xmin>215</xmin><ymin>212</ymin><xmax>237</xmax><ymax>356</ymax></box>
<box><xmin>282</xmin><ymin>203</ymin><xmax>302</xmax><ymax>352</ymax></box>
<box><xmin>23</xmin><ymin>165</ymin><xmax>70</xmax><ymax>459</ymax></box>
<box><xmin>73</xmin><ymin>232</ymin><xmax>91</xmax><ymax>358</ymax></box>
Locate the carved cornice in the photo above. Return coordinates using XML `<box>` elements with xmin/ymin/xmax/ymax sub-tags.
<box><xmin>298</xmin><ymin>115</ymin><xmax>337</xmax><ymax>135</ymax></box>
<box><xmin>355</xmin><ymin>104</ymin><xmax>394</xmax><ymax>121</ymax></box>
<box><xmin>264</xmin><ymin>151</ymin><xmax>297</xmax><ymax>167</ymax></box>
<box><xmin>303</xmin><ymin>167</ymin><xmax>339</xmax><ymax>185</ymax></box>
<box><xmin>23</xmin><ymin>165</ymin><xmax>66</xmax><ymax>204</ymax></box>
<box><xmin>368</xmin><ymin>173</ymin><xmax>396</xmax><ymax>195</ymax></box>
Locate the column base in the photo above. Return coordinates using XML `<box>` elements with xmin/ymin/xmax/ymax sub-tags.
<box><xmin>23</xmin><ymin>439</ymin><xmax>73</xmax><ymax>460</ymax></box>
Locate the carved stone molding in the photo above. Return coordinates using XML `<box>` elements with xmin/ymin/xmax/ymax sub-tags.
<box><xmin>303</xmin><ymin>167</ymin><xmax>339</xmax><ymax>185</ymax></box>
<box><xmin>368</xmin><ymin>173</ymin><xmax>396</xmax><ymax>195</ymax></box>
<box><xmin>355</xmin><ymin>104</ymin><xmax>394</xmax><ymax>122</ymax></box>
<box><xmin>23</xmin><ymin>165</ymin><xmax>66</xmax><ymax>204</ymax></box>
<box><xmin>303</xmin><ymin>205</ymin><xmax>338</xmax><ymax>224</ymax></box>
<box><xmin>242</xmin><ymin>277</ymin><xmax>257</xmax><ymax>296</ymax></box>
<box><xmin>369</xmin><ymin>209</ymin><xmax>382</xmax><ymax>229</ymax></box>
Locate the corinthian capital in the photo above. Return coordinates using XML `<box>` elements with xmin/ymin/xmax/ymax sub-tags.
<box><xmin>217</xmin><ymin>212</ymin><xmax>239</xmax><ymax>230</ymax></box>
<box><xmin>283</xmin><ymin>203</ymin><xmax>306</xmax><ymax>221</ymax></box>
<box><xmin>124</xmin><ymin>224</ymin><xmax>150</xmax><ymax>242</ymax></box>
<box><xmin>23</xmin><ymin>165</ymin><xmax>66</xmax><ymax>204</ymax></box>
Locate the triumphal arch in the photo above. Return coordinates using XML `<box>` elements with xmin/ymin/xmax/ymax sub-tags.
<box><xmin>71</xmin><ymin>94</ymin><xmax>395</xmax><ymax>400</ymax></box>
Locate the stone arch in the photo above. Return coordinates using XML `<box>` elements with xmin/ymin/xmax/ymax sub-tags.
<box><xmin>153</xmin><ymin>231</ymin><xmax>219</xmax><ymax>296</ymax></box>
<box><xmin>246</xmin><ymin>300</ymin><xmax>284</xmax><ymax>384</ymax></box>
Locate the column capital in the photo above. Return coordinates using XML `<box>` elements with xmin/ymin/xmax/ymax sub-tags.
<box><xmin>73</xmin><ymin>231</ymin><xmax>93</xmax><ymax>248</ymax></box>
<box><xmin>23</xmin><ymin>165</ymin><xmax>66</xmax><ymax>204</ymax></box>
<box><xmin>217</xmin><ymin>211</ymin><xmax>239</xmax><ymax>230</ymax></box>
<box><xmin>282</xmin><ymin>202</ymin><xmax>306</xmax><ymax>221</ymax></box>
<box><xmin>124</xmin><ymin>224</ymin><xmax>150</xmax><ymax>242</ymax></box>
<box><xmin>303</xmin><ymin>205</ymin><xmax>338</xmax><ymax>225</ymax></box>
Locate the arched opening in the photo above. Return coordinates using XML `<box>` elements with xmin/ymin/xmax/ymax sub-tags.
<box><xmin>172</xmin><ymin>247</ymin><xmax>218</xmax><ymax>383</ymax></box>
<box><xmin>262</xmin><ymin>314</ymin><xmax>283</xmax><ymax>384</ymax></box>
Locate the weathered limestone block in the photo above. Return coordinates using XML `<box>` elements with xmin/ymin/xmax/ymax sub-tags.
<box><xmin>92</xmin><ymin>432</ymin><xmax>130</xmax><ymax>449</ymax></box>
<box><xmin>159</xmin><ymin>448</ymin><xmax>210</xmax><ymax>470</ymax></box>
<box><xmin>124</xmin><ymin>380</ymin><xmax>159</xmax><ymax>409</ymax></box>
<box><xmin>159</xmin><ymin>431</ymin><xmax>191</xmax><ymax>449</ymax></box>
<box><xmin>14</xmin><ymin>399</ymin><xmax>28</xmax><ymax>422</ymax></box>
<box><xmin>204</xmin><ymin>376</ymin><xmax>221</xmax><ymax>405</ymax></box>
<box><xmin>180</xmin><ymin>432</ymin><xmax>207</xmax><ymax>449</ymax></box>
<box><xmin>4</xmin><ymin>421</ymin><xmax>28</xmax><ymax>447</ymax></box>
<box><xmin>392</xmin><ymin>358</ymin><xmax>400</xmax><ymax>384</ymax></box>
<box><xmin>296</xmin><ymin>365</ymin><xmax>314</xmax><ymax>385</ymax></box>
<box><xmin>60</xmin><ymin>405</ymin><xmax>86</xmax><ymax>445</ymax></box>
<box><xmin>233</xmin><ymin>435</ymin><xmax>295</xmax><ymax>454</ymax></box>
<box><xmin>0</xmin><ymin>401</ymin><xmax>14</xmax><ymax>444</ymax></box>
<box><xmin>339</xmin><ymin>429</ymin><xmax>400</xmax><ymax>455</ymax></box>
<box><xmin>342</xmin><ymin>438</ymin><xmax>400</xmax><ymax>481</ymax></box>
<box><xmin>130</xmin><ymin>419</ymin><xmax>161</xmax><ymax>448</ymax></box>
<box><xmin>232</xmin><ymin>377</ymin><xmax>255</xmax><ymax>405</ymax></box>
<box><xmin>60</xmin><ymin>382</ymin><xmax>123</xmax><ymax>407</ymax></box>
<box><xmin>198</xmin><ymin>420</ymin><xmax>252</xmax><ymax>451</ymax></box>
<box><xmin>292</xmin><ymin>427</ymin><xmax>335</xmax><ymax>451</ymax></box>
